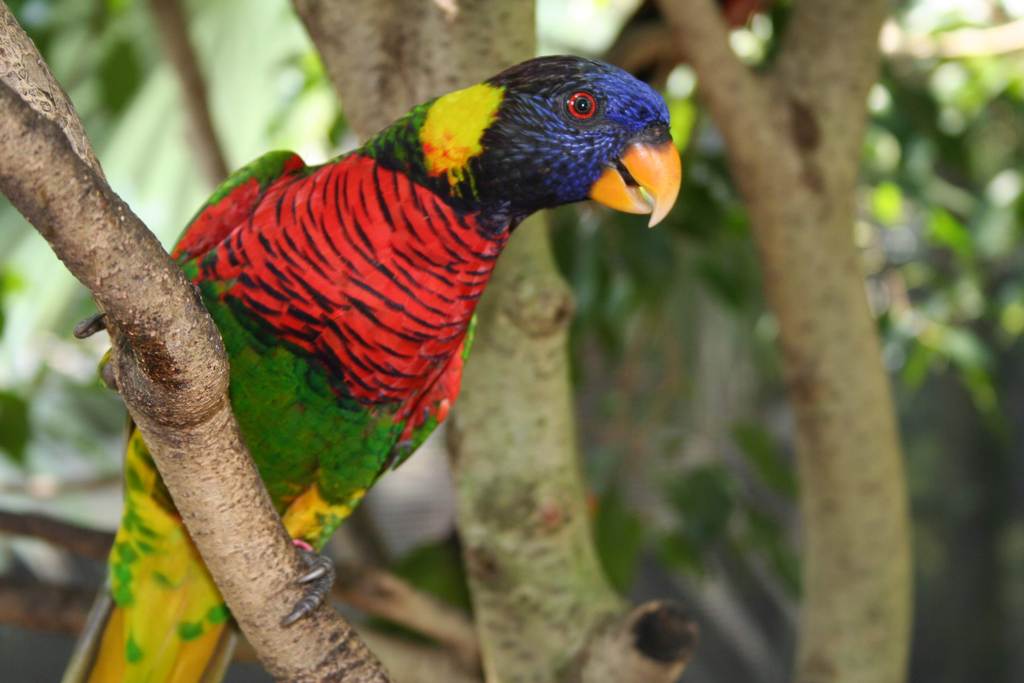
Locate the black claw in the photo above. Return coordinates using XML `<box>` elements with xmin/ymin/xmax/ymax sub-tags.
<box><xmin>74</xmin><ymin>313</ymin><xmax>107</xmax><ymax>339</ymax></box>
<box><xmin>282</xmin><ymin>596</ymin><xmax>319</xmax><ymax>626</ymax></box>
<box><xmin>282</xmin><ymin>544</ymin><xmax>335</xmax><ymax>626</ymax></box>
<box><xmin>297</xmin><ymin>562</ymin><xmax>330</xmax><ymax>584</ymax></box>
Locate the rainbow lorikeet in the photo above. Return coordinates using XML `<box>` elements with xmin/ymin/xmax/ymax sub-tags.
<box><xmin>63</xmin><ymin>55</ymin><xmax>680</xmax><ymax>683</ymax></box>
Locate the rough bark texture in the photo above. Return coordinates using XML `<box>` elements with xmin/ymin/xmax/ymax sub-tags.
<box><xmin>449</xmin><ymin>215</ymin><xmax>623</xmax><ymax>681</ymax></box>
<box><xmin>0</xmin><ymin>3</ymin><xmax>103</xmax><ymax>176</ymax></box>
<box><xmin>0</xmin><ymin>12</ymin><xmax>389</xmax><ymax>682</ymax></box>
<box><xmin>657</xmin><ymin>2</ymin><xmax>912</xmax><ymax>683</ymax></box>
<box><xmin>292</xmin><ymin>1</ymin><xmax>696</xmax><ymax>681</ymax></box>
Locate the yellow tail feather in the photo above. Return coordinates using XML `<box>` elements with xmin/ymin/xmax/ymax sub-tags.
<box><xmin>63</xmin><ymin>430</ymin><xmax>236</xmax><ymax>683</ymax></box>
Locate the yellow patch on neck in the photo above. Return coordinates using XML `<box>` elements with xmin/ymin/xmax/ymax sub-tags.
<box><xmin>420</xmin><ymin>82</ymin><xmax>504</xmax><ymax>190</ymax></box>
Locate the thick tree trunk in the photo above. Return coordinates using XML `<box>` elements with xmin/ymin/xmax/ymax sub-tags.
<box><xmin>658</xmin><ymin>1</ymin><xmax>911</xmax><ymax>683</ymax></box>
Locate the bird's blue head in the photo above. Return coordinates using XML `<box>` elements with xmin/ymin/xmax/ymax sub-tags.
<box><xmin>480</xmin><ymin>55</ymin><xmax>678</xmax><ymax>224</ymax></box>
<box><xmin>408</xmin><ymin>56</ymin><xmax>681</xmax><ymax>228</ymax></box>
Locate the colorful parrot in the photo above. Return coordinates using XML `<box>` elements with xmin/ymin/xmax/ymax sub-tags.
<box><xmin>63</xmin><ymin>55</ymin><xmax>680</xmax><ymax>683</ymax></box>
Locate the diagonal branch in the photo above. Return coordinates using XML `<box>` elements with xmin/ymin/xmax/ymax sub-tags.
<box><xmin>335</xmin><ymin>563</ymin><xmax>480</xmax><ymax>667</ymax></box>
<box><xmin>147</xmin><ymin>0</ymin><xmax>230</xmax><ymax>185</ymax></box>
<box><xmin>0</xmin><ymin>4</ymin><xmax>103</xmax><ymax>177</ymax></box>
<box><xmin>0</xmin><ymin>16</ymin><xmax>389</xmax><ymax>680</ymax></box>
<box><xmin>0</xmin><ymin>578</ymin><xmax>95</xmax><ymax>635</ymax></box>
<box><xmin>655</xmin><ymin>0</ymin><xmax>780</xmax><ymax>176</ymax></box>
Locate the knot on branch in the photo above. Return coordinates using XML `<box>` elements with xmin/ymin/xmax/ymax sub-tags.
<box><xmin>568</xmin><ymin>600</ymin><xmax>698</xmax><ymax>683</ymax></box>
<box><xmin>630</xmin><ymin>601</ymin><xmax>697</xmax><ymax>664</ymax></box>
<box><xmin>111</xmin><ymin>332</ymin><xmax>231</xmax><ymax>430</ymax></box>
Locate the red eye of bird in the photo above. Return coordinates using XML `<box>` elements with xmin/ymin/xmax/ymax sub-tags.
<box><xmin>567</xmin><ymin>91</ymin><xmax>597</xmax><ymax>120</ymax></box>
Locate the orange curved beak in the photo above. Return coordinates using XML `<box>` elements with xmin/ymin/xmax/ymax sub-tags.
<box><xmin>588</xmin><ymin>140</ymin><xmax>681</xmax><ymax>227</ymax></box>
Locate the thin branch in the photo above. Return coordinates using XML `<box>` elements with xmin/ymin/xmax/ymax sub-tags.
<box><xmin>605</xmin><ymin>22</ymin><xmax>680</xmax><ymax>85</ymax></box>
<box><xmin>0</xmin><ymin>511</ymin><xmax>111</xmax><ymax>562</ymax></box>
<box><xmin>335</xmin><ymin>562</ymin><xmax>480</xmax><ymax>668</ymax></box>
<box><xmin>880</xmin><ymin>17</ymin><xmax>1024</xmax><ymax>59</ymax></box>
<box><xmin>0</xmin><ymin>579</ymin><xmax>94</xmax><ymax>635</ymax></box>
<box><xmin>355</xmin><ymin>632</ymin><xmax>480</xmax><ymax>683</ymax></box>
<box><xmin>0</xmin><ymin>61</ymin><xmax>388</xmax><ymax>683</ymax></box>
<box><xmin>147</xmin><ymin>0</ymin><xmax>230</xmax><ymax>185</ymax></box>
<box><xmin>0</xmin><ymin>474</ymin><xmax>122</xmax><ymax>497</ymax></box>
<box><xmin>0</xmin><ymin>508</ymin><xmax>478</xmax><ymax>663</ymax></box>
<box><xmin>0</xmin><ymin>580</ymin><xmax>481</xmax><ymax>683</ymax></box>
<box><xmin>654</xmin><ymin>0</ymin><xmax>780</xmax><ymax>177</ymax></box>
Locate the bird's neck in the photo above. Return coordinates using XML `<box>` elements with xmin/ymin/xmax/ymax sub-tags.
<box><xmin>360</xmin><ymin>84</ymin><xmax>522</xmax><ymax>231</ymax></box>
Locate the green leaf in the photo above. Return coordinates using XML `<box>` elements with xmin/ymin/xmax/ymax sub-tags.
<box><xmin>732</xmin><ymin>422</ymin><xmax>797</xmax><ymax>498</ymax></box>
<box><xmin>0</xmin><ymin>391</ymin><xmax>30</xmax><ymax>465</ymax></box>
<box><xmin>668</xmin><ymin>98</ymin><xmax>697</xmax><ymax>152</ymax></box>
<box><xmin>743</xmin><ymin>506</ymin><xmax>800</xmax><ymax>596</ymax></box>
<box><xmin>900</xmin><ymin>342</ymin><xmax>936</xmax><ymax>390</ymax></box>
<box><xmin>871</xmin><ymin>181</ymin><xmax>904</xmax><ymax>226</ymax></box>
<box><xmin>696</xmin><ymin>257</ymin><xmax>752</xmax><ymax>310</ymax></box>
<box><xmin>666</xmin><ymin>464</ymin><xmax>736</xmax><ymax>550</ymax></box>
<box><xmin>658</xmin><ymin>533</ymin><xmax>703</xmax><ymax>577</ymax></box>
<box><xmin>926</xmin><ymin>208</ymin><xmax>973</xmax><ymax>260</ymax></box>
<box><xmin>99</xmin><ymin>39</ymin><xmax>143</xmax><ymax>114</ymax></box>
<box><xmin>594</xmin><ymin>490</ymin><xmax>645</xmax><ymax>592</ymax></box>
<box><xmin>924</xmin><ymin>325</ymin><xmax>991</xmax><ymax>371</ymax></box>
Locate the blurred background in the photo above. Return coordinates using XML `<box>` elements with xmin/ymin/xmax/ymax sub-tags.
<box><xmin>1</xmin><ymin>0</ymin><xmax>1023</xmax><ymax>681</ymax></box>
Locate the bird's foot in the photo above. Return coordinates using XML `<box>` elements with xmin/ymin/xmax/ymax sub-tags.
<box><xmin>281</xmin><ymin>539</ymin><xmax>335</xmax><ymax>626</ymax></box>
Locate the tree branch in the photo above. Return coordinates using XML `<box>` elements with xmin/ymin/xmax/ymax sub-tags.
<box><xmin>0</xmin><ymin>511</ymin><xmax>111</xmax><ymax>562</ymax></box>
<box><xmin>335</xmin><ymin>563</ymin><xmax>480</xmax><ymax>668</ymax></box>
<box><xmin>655</xmin><ymin>0</ymin><xmax>779</xmax><ymax>177</ymax></box>
<box><xmin>657</xmin><ymin>2</ymin><xmax>912</xmax><ymax>683</ymax></box>
<box><xmin>0</xmin><ymin>3</ymin><xmax>103</xmax><ymax>177</ymax></box>
<box><xmin>356</xmin><ymin>631</ymin><xmax>480</xmax><ymax>683</ymax></box>
<box><xmin>0</xmin><ymin>579</ymin><xmax>482</xmax><ymax>683</ymax></box>
<box><xmin>772</xmin><ymin>0</ymin><xmax>890</xmax><ymax>185</ymax></box>
<box><xmin>0</xmin><ymin>16</ymin><xmax>389</xmax><ymax>680</ymax></box>
<box><xmin>0</xmin><ymin>579</ymin><xmax>95</xmax><ymax>635</ymax></box>
<box><xmin>880</xmin><ymin>17</ymin><xmax>1024</xmax><ymax>59</ymax></box>
<box><xmin>566</xmin><ymin>602</ymin><xmax>699</xmax><ymax>683</ymax></box>
<box><xmin>147</xmin><ymin>0</ymin><xmax>230</xmax><ymax>185</ymax></box>
<box><xmin>0</xmin><ymin>508</ymin><xmax>478</xmax><ymax>663</ymax></box>
<box><xmin>292</xmin><ymin>0</ymin><xmax>535</xmax><ymax>138</ymax></box>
